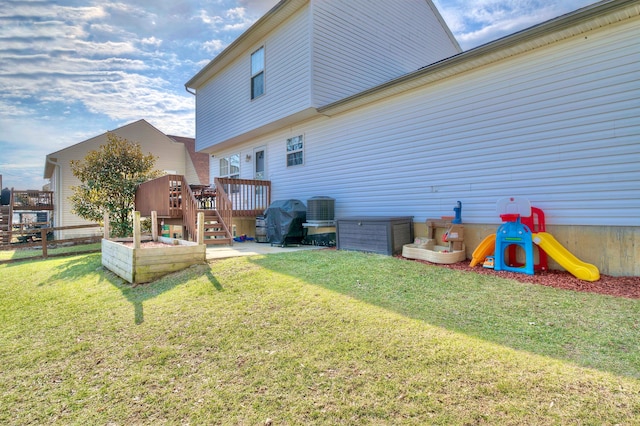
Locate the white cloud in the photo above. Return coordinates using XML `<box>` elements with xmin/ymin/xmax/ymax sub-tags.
<box><xmin>203</xmin><ymin>39</ymin><xmax>226</xmax><ymax>55</ymax></box>
<box><xmin>433</xmin><ymin>0</ymin><xmax>598</xmax><ymax>50</ymax></box>
<box><xmin>141</xmin><ymin>36</ymin><xmax>162</xmax><ymax>47</ymax></box>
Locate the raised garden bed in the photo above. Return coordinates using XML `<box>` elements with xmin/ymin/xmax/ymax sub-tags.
<box><xmin>101</xmin><ymin>210</ymin><xmax>208</xmax><ymax>284</ymax></box>
<box><xmin>102</xmin><ymin>236</ymin><xmax>205</xmax><ymax>284</ymax></box>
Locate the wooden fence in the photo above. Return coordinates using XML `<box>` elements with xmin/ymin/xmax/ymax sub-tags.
<box><xmin>0</xmin><ymin>223</ymin><xmax>102</xmax><ymax>262</ymax></box>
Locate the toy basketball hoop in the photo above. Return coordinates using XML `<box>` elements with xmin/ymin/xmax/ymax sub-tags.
<box><xmin>497</xmin><ymin>197</ymin><xmax>531</xmax><ymax>222</ymax></box>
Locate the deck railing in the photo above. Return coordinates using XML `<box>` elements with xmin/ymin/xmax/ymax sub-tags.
<box><xmin>215</xmin><ymin>177</ymin><xmax>271</xmax><ymax>217</ymax></box>
<box><xmin>134</xmin><ymin>175</ymin><xmax>270</xmax><ymax>243</ymax></box>
<box><xmin>181</xmin><ymin>182</ymin><xmax>201</xmax><ymax>242</ymax></box>
<box><xmin>213</xmin><ymin>178</ymin><xmax>233</xmax><ymax>238</ymax></box>
<box><xmin>11</xmin><ymin>190</ymin><xmax>54</xmax><ymax>211</ymax></box>
<box><xmin>135</xmin><ymin>175</ymin><xmax>184</xmax><ymax>218</ymax></box>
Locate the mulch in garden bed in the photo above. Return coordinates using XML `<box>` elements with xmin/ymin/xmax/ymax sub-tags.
<box><xmin>397</xmin><ymin>256</ymin><xmax>640</xmax><ymax>299</ymax></box>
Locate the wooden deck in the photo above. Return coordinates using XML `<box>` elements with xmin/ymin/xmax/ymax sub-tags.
<box><xmin>135</xmin><ymin>175</ymin><xmax>271</xmax><ymax>245</ymax></box>
<box><xmin>1</xmin><ymin>189</ymin><xmax>54</xmax><ymax>245</ymax></box>
<box><xmin>11</xmin><ymin>190</ymin><xmax>54</xmax><ymax>211</ymax></box>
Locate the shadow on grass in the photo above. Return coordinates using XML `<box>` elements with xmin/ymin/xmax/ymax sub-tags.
<box><xmin>45</xmin><ymin>254</ymin><xmax>102</xmax><ymax>283</ymax></box>
<box><xmin>250</xmin><ymin>250</ymin><xmax>640</xmax><ymax>379</ymax></box>
<box><xmin>36</xmin><ymin>252</ymin><xmax>223</xmax><ymax>325</ymax></box>
<box><xmin>100</xmin><ymin>263</ymin><xmax>222</xmax><ymax>325</ymax></box>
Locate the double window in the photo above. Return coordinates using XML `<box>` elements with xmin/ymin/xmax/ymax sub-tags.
<box><xmin>219</xmin><ymin>154</ymin><xmax>240</xmax><ymax>179</ymax></box>
<box><xmin>286</xmin><ymin>135</ymin><xmax>304</xmax><ymax>167</ymax></box>
<box><xmin>251</xmin><ymin>46</ymin><xmax>265</xmax><ymax>99</ymax></box>
<box><xmin>219</xmin><ymin>153</ymin><xmax>240</xmax><ymax>194</ymax></box>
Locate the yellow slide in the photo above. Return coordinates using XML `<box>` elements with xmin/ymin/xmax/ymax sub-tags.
<box><xmin>532</xmin><ymin>232</ymin><xmax>600</xmax><ymax>282</ymax></box>
<box><xmin>470</xmin><ymin>234</ymin><xmax>496</xmax><ymax>267</ymax></box>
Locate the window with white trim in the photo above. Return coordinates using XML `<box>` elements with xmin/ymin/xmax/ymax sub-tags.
<box><xmin>219</xmin><ymin>153</ymin><xmax>240</xmax><ymax>179</ymax></box>
<box><xmin>286</xmin><ymin>135</ymin><xmax>304</xmax><ymax>167</ymax></box>
<box><xmin>251</xmin><ymin>46</ymin><xmax>265</xmax><ymax>99</ymax></box>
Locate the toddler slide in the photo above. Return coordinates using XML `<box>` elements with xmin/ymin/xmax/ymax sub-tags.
<box><xmin>532</xmin><ymin>232</ymin><xmax>599</xmax><ymax>282</ymax></box>
<box><xmin>470</xmin><ymin>234</ymin><xmax>496</xmax><ymax>267</ymax></box>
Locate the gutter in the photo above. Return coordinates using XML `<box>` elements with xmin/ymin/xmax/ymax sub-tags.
<box><xmin>44</xmin><ymin>156</ymin><xmax>57</xmax><ymax>179</ymax></box>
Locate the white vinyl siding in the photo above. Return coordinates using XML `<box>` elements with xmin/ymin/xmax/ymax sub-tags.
<box><xmin>310</xmin><ymin>0</ymin><xmax>460</xmax><ymax>106</ymax></box>
<box><xmin>195</xmin><ymin>1</ymin><xmax>461</xmax><ymax>153</ymax></box>
<box><xmin>251</xmin><ymin>46</ymin><xmax>265</xmax><ymax>99</ymax></box>
<box><xmin>211</xmin><ymin>18</ymin><xmax>639</xmax><ymax>228</ymax></box>
<box><xmin>196</xmin><ymin>6</ymin><xmax>311</xmax><ymax>152</ymax></box>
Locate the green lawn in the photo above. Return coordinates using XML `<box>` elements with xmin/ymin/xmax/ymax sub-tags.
<box><xmin>0</xmin><ymin>242</ymin><xmax>101</xmax><ymax>262</ymax></box>
<box><xmin>1</xmin><ymin>250</ymin><xmax>638</xmax><ymax>424</ymax></box>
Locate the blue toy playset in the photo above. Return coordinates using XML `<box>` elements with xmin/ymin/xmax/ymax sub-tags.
<box><xmin>494</xmin><ymin>197</ymin><xmax>535</xmax><ymax>275</ymax></box>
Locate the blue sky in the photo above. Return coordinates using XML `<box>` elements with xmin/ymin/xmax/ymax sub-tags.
<box><xmin>0</xmin><ymin>0</ymin><xmax>597</xmax><ymax>190</ymax></box>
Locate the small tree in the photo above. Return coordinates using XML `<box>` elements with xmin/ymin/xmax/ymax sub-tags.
<box><xmin>70</xmin><ymin>132</ymin><xmax>160</xmax><ymax>237</ymax></box>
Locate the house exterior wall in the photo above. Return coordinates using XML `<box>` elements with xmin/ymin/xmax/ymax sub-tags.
<box><xmin>184</xmin><ymin>159</ymin><xmax>201</xmax><ymax>188</ymax></box>
<box><xmin>209</xmin><ymin>16</ymin><xmax>639</xmax><ymax>276</ymax></box>
<box><xmin>310</xmin><ymin>0</ymin><xmax>460</xmax><ymax>106</ymax></box>
<box><xmin>194</xmin><ymin>0</ymin><xmax>460</xmax><ymax>152</ymax></box>
<box><xmin>195</xmin><ymin>5</ymin><xmax>312</xmax><ymax>152</ymax></box>
<box><xmin>48</xmin><ymin>120</ymin><xmax>188</xmax><ymax>239</ymax></box>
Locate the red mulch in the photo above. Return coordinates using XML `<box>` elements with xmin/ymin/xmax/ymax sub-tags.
<box><xmin>396</xmin><ymin>256</ymin><xmax>640</xmax><ymax>299</ymax></box>
<box><xmin>119</xmin><ymin>241</ymin><xmax>178</xmax><ymax>248</ymax></box>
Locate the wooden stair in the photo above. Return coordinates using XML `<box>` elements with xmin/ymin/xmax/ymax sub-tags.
<box><xmin>0</xmin><ymin>205</ymin><xmax>11</xmax><ymax>244</ymax></box>
<box><xmin>200</xmin><ymin>209</ymin><xmax>232</xmax><ymax>246</ymax></box>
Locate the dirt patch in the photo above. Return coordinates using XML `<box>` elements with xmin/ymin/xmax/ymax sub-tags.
<box><xmin>119</xmin><ymin>241</ymin><xmax>179</xmax><ymax>248</ymax></box>
<box><xmin>397</xmin><ymin>257</ymin><xmax>640</xmax><ymax>299</ymax></box>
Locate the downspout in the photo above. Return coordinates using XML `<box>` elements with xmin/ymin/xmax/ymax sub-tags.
<box><xmin>185</xmin><ymin>86</ymin><xmax>195</xmax><ymax>96</ymax></box>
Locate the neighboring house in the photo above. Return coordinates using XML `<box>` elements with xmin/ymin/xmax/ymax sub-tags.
<box><xmin>44</xmin><ymin>119</ymin><xmax>208</xmax><ymax>239</ymax></box>
<box><xmin>186</xmin><ymin>0</ymin><xmax>639</xmax><ymax>276</ymax></box>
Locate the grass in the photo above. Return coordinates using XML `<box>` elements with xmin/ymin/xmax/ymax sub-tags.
<box><xmin>0</xmin><ymin>242</ymin><xmax>101</xmax><ymax>261</ymax></box>
<box><xmin>1</xmin><ymin>250</ymin><xmax>639</xmax><ymax>424</ymax></box>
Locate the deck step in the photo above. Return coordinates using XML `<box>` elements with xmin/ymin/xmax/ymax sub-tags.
<box><xmin>204</xmin><ymin>238</ymin><xmax>232</xmax><ymax>246</ymax></box>
<box><xmin>204</xmin><ymin>230</ymin><xmax>227</xmax><ymax>237</ymax></box>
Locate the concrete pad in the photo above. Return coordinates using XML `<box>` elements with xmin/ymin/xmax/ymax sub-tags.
<box><xmin>205</xmin><ymin>241</ymin><xmax>325</xmax><ymax>260</ymax></box>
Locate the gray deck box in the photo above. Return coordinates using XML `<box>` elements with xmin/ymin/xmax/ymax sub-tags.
<box><xmin>336</xmin><ymin>216</ymin><xmax>414</xmax><ymax>255</ymax></box>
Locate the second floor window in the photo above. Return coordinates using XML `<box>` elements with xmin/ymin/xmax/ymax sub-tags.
<box><xmin>251</xmin><ymin>46</ymin><xmax>265</xmax><ymax>99</ymax></box>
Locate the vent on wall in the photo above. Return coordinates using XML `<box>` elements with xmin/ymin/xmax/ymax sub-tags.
<box><xmin>307</xmin><ymin>196</ymin><xmax>335</xmax><ymax>223</ymax></box>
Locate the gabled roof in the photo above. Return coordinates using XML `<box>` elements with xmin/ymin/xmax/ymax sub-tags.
<box><xmin>186</xmin><ymin>0</ymin><xmax>307</xmax><ymax>91</ymax></box>
<box><xmin>45</xmin><ymin>119</ymin><xmax>158</xmax><ymax>178</ymax></box>
<box><xmin>43</xmin><ymin>119</ymin><xmax>198</xmax><ymax>180</ymax></box>
<box><xmin>185</xmin><ymin>0</ymin><xmax>459</xmax><ymax>91</ymax></box>
<box><xmin>318</xmin><ymin>0</ymin><xmax>640</xmax><ymax>117</ymax></box>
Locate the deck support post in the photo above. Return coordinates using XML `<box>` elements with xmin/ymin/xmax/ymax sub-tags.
<box><xmin>103</xmin><ymin>211</ymin><xmax>110</xmax><ymax>239</ymax></box>
<box><xmin>133</xmin><ymin>211</ymin><xmax>141</xmax><ymax>249</ymax></box>
<box><xmin>151</xmin><ymin>211</ymin><xmax>158</xmax><ymax>241</ymax></box>
<box><xmin>197</xmin><ymin>212</ymin><xmax>205</xmax><ymax>245</ymax></box>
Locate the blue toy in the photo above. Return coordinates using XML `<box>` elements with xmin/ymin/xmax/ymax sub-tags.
<box><xmin>452</xmin><ymin>201</ymin><xmax>462</xmax><ymax>224</ymax></box>
<box><xmin>493</xmin><ymin>197</ymin><xmax>535</xmax><ymax>275</ymax></box>
<box><xmin>494</xmin><ymin>216</ymin><xmax>535</xmax><ymax>275</ymax></box>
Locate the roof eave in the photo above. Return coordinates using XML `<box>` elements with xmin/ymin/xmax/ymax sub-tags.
<box><xmin>185</xmin><ymin>0</ymin><xmax>308</xmax><ymax>91</ymax></box>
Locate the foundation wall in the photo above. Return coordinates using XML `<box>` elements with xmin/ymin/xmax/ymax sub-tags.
<box><xmin>413</xmin><ymin>222</ymin><xmax>639</xmax><ymax>277</ymax></box>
